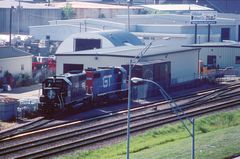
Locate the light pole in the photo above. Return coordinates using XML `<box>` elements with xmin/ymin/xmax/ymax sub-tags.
<box><xmin>131</xmin><ymin>77</ymin><xmax>195</xmax><ymax>159</ymax></box>
<box><xmin>126</xmin><ymin>42</ymin><xmax>152</xmax><ymax>159</ymax></box>
<box><xmin>126</xmin><ymin>59</ymin><xmax>132</xmax><ymax>159</ymax></box>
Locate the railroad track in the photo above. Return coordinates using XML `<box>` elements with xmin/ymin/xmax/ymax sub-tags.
<box><xmin>4</xmin><ymin>99</ymin><xmax>240</xmax><ymax>159</ymax></box>
<box><xmin>1</xmin><ymin>90</ymin><xmax>240</xmax><ymax>159</ymax></box>
<box><xmin>8</xmin><ymin>82</ymin><xmax>240</xmax><ymax>134</ymax></box>
<box><xmin>26</xmin><ymin>82</ymin><xmax>240</xmax><ymax>132</ymax></box>
<box><xmin>0</xmin><ymin>117</ymin><xmax>54</xmax><ymax>141</ymax></box>
<box><xmin>0</xmin><ymin>82</ymin><xmax>238</xmax><ymax>139</ymax></box>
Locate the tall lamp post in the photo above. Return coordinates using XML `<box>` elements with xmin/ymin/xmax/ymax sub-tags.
<box><xmin>126</xmin><ymin>42</ymin><xmax>152</xmax><ymax>159</ymax></box>
<box><xmin>131</xmin><ymin>77</ymin><xmax>195</xmax><ymax>159</ymax></box>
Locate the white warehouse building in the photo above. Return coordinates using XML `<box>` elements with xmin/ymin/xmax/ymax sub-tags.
<box><xmin>0</xmin><ymin>47</ymin><xmax>32</xmax><ymax>78</ymax></box>
<box><xmin>185</xmin><ymin>42</ymin><xmax>240</xmax><ymax>69</ymax></box>
<box><xmin>56</xmin><ymin>31</ymin><xmax>200</xmax><ymax>85</ymax></box>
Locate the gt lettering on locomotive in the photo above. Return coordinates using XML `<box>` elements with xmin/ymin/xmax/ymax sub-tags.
<box><xmin>103</xmin><ymin>75</ymin><xmax>112</xmax><ymax>88</ymax></box>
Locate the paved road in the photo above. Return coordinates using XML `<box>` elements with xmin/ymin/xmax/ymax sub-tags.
<box><xmin>0</xmin><ymin>84</ymin><xmax>42</xmax><ymax>100</ymax></box>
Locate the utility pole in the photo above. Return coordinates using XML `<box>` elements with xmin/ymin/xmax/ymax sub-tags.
<box><xmin>18</xmin><ymin>0</ymin><xmax>21</xmax><ymax>34</ymax></box>
<box><xmin>9</xmin><ymin>6</ymin><xmax>14</xmax><ymax>47</ymax></box>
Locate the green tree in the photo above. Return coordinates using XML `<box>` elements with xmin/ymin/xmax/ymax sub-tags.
<box><xmin>61</xmin><ymin>3</ymin><xmax>75</xmax><ymax>20</ymax></box>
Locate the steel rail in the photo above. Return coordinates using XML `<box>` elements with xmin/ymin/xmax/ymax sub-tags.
<box><xmin>1</xmin><ymin>88</ymin><xmax>240</xmax><ymax>151</ymax></box>
<box><xmin>1</xmin><ymin>95</ymin><xmax>240</xmax><ymax>157</ymax></box>
<box><xmin>14</xmin><ymin>99</ymin><xmax>240</xmax><ymax>159</ymax></box>
<box><xmin>1</xmin><ymin>86</ymin><xmax>239</xmax><ymax>145</ymax></box>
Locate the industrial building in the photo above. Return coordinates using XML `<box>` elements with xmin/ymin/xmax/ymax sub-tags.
<box><xmin>0</xmin><ymin>1</ymin><xmax>142</xmax><ymax>33</ymax></box>
<box><xmin>0</xmin><ymin>47</ymin><xmax>32</xmax><ymax>78</ymax></box>
<box><xmin>158</xmin><ymin>0</ymin><xmax>240</xmax><ymax>14</ymax></box>
<box><xmin>30</xmin><ymin>11</ymin><xmax>240</xmax><ymax>45</ymax></box>
<box><xmin>56</xmin><ymin>30</ymin><xmax>200</xmax><ymax>85</ymax></box>
<box><xmin>185</xmin><ymin>42</ymin><xmax>240</xmax><ymax>70</ymax></box>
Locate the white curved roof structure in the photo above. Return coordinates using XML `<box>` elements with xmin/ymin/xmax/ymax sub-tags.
<box><xmin>56</xmin><ymin>30</ymin><xmax>144</xmax><ymax>54</ymax></box>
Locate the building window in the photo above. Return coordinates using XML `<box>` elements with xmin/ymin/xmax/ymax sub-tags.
<box><xmin>74</xmin><ymin>39</ymin><xmax>101</xmax><ymax>51</ymax></box>
<box><xmin>236</xmin><ymin>56</ymin><xmax>240</xmax><ymax>64</ymax></box>
<box><xmin>21</xmin><ymin>64</ymin><xmax>24</xmax><ymax>71</ymax></box>
<box><xmin>207</xmin><ymin>55</ymin><xmax>216</xmax><ymax>69</ymax></box>
<box><xmin>221</xmin><ymin>28</ymin><xmax>230</xmax><ymax>41</ymax></box>
<box><xmin>63</xmin><ymin>64</ymin><xmax>83</xmax><ymax>74</ymax></box>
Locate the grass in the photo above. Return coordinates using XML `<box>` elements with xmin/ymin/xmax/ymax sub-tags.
<box><xmin>57</xmin><ymin>109</ymin><xmax>240</xmax><ymax>159</ymax></box>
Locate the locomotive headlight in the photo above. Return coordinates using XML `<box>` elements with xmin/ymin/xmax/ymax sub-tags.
<box><xmin>47</xmin><ymin>89</ymin><xmax>56</xmax><ymax>100</ymax></box>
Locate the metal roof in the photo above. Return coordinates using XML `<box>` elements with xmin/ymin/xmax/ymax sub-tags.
<box><xmin>184</xmin><ymin>42</ymin><xmax>240</xmax><ymax>48</ymax></box>
<box><xmin>99</xmin><ymin>30</ymin><xmax>144</xmax><ymax>47</ymax></box>
<box><xmin>57</xmin><ymin>45</ymin><xmax>200</xmax><ymax>58</ymax></box>
<box><xmin>142</xmin><ymin>4</ymin><xmax>213</xmax><ymax>11</ymax></box>
<box><xmin>0</xmin><ymin>0</ymin><xmax>142</xmax><ymax>9</ymax></box>
<box><xmin>0</xmin><ymin>47</ymin><xmax>32</xmax><ymax>59</ymax></box>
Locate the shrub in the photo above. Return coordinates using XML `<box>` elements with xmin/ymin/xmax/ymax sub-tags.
<box><xmin>14</xmin><ymin>73</ymin><xmax>33</xmax><ymax>87</ymax></box>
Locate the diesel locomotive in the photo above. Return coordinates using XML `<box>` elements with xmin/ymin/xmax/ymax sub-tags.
<box><xmin>38</xmin><ymin>67</ymin><xmax>128</xmax><ymax>115</ymax></box>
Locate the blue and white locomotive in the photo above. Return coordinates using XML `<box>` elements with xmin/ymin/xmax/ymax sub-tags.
<box><xmin>38</xmin><ymin>67</ymin><xmax>128</xmax><ymax>115</ymax></box>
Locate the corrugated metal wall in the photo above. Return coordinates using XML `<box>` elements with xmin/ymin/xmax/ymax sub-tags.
<box><xmin>200</xmin><ymin>46</ymin><xmax>240</xmax><ymax>68</ymax></box>
<box><xmin>56</xmin><ymin>48</ymin><xmax>199</xmax><ymax>84</ymax></box>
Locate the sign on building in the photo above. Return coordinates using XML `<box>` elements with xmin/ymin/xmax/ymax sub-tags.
<box><xmin>190</xmin><ymin>11</ymin><xmax>217</xmax><ymax>24</ymax></box>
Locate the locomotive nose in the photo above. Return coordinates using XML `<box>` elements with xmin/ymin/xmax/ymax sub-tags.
<box><xmin>47</xmin><ymin>89</ymin><xmax>56</xmax><ymax>100</ymax></box>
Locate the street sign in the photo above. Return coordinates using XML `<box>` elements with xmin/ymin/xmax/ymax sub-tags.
<box><xmin>190</xmin><ymin>11</ymin><xmax>217</xmax><ymax>24</ymax></box>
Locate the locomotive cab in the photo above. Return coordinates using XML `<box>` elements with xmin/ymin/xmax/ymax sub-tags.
<box><xmin>39</xmin><ymin>72</ymin><xmax>87</xmax><ymax>115</ymax></box>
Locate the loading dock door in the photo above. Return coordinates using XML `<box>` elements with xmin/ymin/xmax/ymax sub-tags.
<box><xmin>221</xmin><ymin>28</ymin><xmax>230</xmax><ymax>41</ymax></box>
<box><xmin>63</xmin><ymin>64</ymin><xmax>83</xmax><ymax>73</ymax></box>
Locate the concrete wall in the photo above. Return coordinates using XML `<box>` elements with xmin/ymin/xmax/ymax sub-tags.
<box><xmin>0</xmin><ymin>8</ymin><xmax>62</xmax><ymax>33</ymax></box>
<box><xmin>31</xmin><ymin>19</ymin><xmax>127</xmax><ymax>41</ymax></box>
<box><xmin>0</xmin><ymin>56</ymin><xmax>32</xmax><ymax>78</ymax></box>
<box><xmin>30</xmin><ymin>24</ymin><xmax>81</xmax><ymax>41</ymax></box>
<box><xmin>73</xmin><ymin>8</ymin><xmax>139</xmax><ymax>19</ymax></box>
<box><xmin>0</xmin><ymin>7</ymin><xmax>140</xmax><ymax>34</ymax></box>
